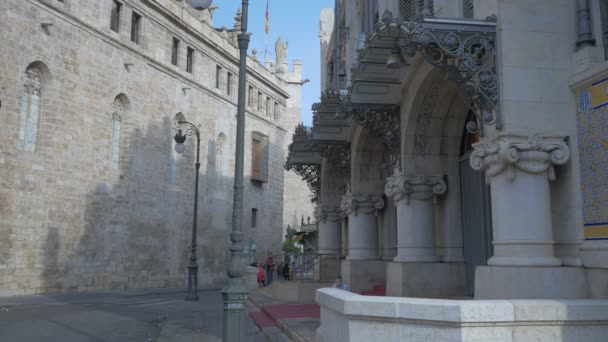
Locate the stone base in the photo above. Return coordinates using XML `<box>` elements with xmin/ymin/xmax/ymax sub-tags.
<box><xmin>586</xmin><ymin>267</ymin><xmax>608</xmax><ymax>299</ymax></box>
<box><xmin>341</xmin><ymin>259</ymin><xmax>387</xmax><ymax>294</ymax></box>
<box><xmin>475</xmin><ymin>266</ymin><xmax>588</xmax><ymax>299</ymax></box>
<box><xmin>316</xmin><ymin>255</ymin><xmax>341</xmax><ymax>282</ymax></box>
<box><xmin>386</xmin><ymin>262</ymin><xmax>466</xmax><ymax>298</ymax></box>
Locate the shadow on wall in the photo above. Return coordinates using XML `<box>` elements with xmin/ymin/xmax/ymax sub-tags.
<box><xmin>41</xmin><ymin>117</ymin><xmax>235</xmax><ymax>293</ymax></box>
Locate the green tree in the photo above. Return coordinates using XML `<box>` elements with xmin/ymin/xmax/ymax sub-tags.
<box><xmin>282</xmin><ymin>225</ymin><xmax>301</xmax><ymax>254</ymax></box>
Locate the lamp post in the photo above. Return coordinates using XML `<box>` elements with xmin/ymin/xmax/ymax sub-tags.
<box><xmin>174</xmin><ymin>121</ymin><xmax>202</xmax><ymax>301</ymax></box>
<box><xmin>186</xmin><ymin>0</ymin><xmax>249</xmax><ymax>339</ymax></box>
<box><xmin>221</xmin><ymin>0</ymin><xmax>250</xmax><ymax>341</ymax></box>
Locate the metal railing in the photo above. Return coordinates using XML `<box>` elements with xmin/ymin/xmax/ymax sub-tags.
<box><xmin>270</xmin><ymin>253</ymin><xmax>341</xmax><ymax>282</ymax></box>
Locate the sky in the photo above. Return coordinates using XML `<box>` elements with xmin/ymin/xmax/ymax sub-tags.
<box><xmin>212</xmin><ymin>0</ymin><xmax>334</xmax><ymax>126</ymax></box>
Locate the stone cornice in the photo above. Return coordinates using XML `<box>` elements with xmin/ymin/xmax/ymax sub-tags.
<box><xmin>340</xmin><ymin>193</ymin><xmax>385</xmax><ymax>216</ymax></box>
<box><xmin>385</xmin><ymin>174</ymin><xmax>447</xmax><ymax>204</ymax></box>
<box><xmin>470</xmin><ymin>132</ymin><xmax>570</xmax><ymax>182</ymax></box>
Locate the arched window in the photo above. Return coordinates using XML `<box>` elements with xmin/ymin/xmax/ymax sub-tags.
<box><xmin>18</xmin><ymin>66</ymin><xmax>44</xmax><ymax>152</ymax></box>
<box><xmin>216</xmin><ymin>133</ymin><xmax>227</xmax><ymax>188</ymax></box>
<box><xmin>111</xmin><ymin>96</ymin><xmax>126</xmax><ymax>170</ymax></box>
<box><xmin>171</xmin><ymin>113</ymin><xmax>186</xmax><ymax>184</ymax></box>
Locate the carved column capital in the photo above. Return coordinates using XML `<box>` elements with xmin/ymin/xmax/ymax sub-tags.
<box><xmin>385</xmin><ymin>173</ymin><xmax>447</xmax><ymax>204</ymax></box>
<box><xmin>340</xmin><ymin>192</ymin><xmax>385</xmax><ymax>216</ymax></box>
<box><xmin>318</xmin><ymin>205</ymin><xmax>342</xmax><ymax>223</ymax></box>
<box><xmin>470</xmin><ymin>132</ymin><xmax>570</xmax><ymax>182</ymax></box>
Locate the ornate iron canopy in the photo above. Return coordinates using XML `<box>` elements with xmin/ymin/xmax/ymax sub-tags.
<box><xmin>351</xmin><ymin>10</ymin><xmax>499</xmax><ymax>130</ymax></box>
<box><xmin>285</xmin><ymin>124</ymin><xmax>321</xmax><ymax>203</ymax></box>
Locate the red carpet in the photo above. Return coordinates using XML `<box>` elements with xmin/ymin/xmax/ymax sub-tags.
<box><xmin>249</xmin><ymin>311</ymin><xmax>275</xmax><ymax>327</ymax></box>
<box><xmin>250</xmin><ymin>304</ymin><xmax>320</xmax><ymax>330</ymax></box>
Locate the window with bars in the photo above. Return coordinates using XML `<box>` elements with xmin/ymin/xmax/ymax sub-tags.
<box><xmin>110</xmin><ymin>1</ymin><xmax>121</xmax><ymax>33</ymax></box>
<box><xmin>399</xmin><ymin>0</ymin><xmax>417</xmax><ymax>21</ymax></box>
<box><xmin>248</xmin><ymin>86</ymin><xmax>254</xmax><ymax>107</ymax></box>
<box><xmin>215</xmin><ymin>65</ymin><xmax>222</xmax><ymax>89</ymax></box>
<box><xmin>186</xmin><ymin>47</ymin><xmax>194</xmax><ymax>73</ymax></box>
<box><xmin>463</xmin><ymin>0</ymin><xmax>474</xmax><ymax>18</ymax></box>
<box><xmin>274</xmin><ymin>102</ymin><xmax>279</xmax><ymax>121</ymax></box>
<box><xmin>227</xmin><ymin>72</ymin><xmax>233</xmax><ymax>95</ymax></box>
<box><xmin>171</xmin><ymin>37</ymin><xmax>179</xmax><ymax>66</ymax></box>
<box><xmin>131</xmin><ymin>12</ymin><xmax>141</xmax><ymax>44</ymax></box>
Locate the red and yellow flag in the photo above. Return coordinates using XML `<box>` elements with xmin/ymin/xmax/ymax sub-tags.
<box><xmin>265</xmin><ymin>0</ymin><xmax>270</xmax><ymax>34</ymax></box>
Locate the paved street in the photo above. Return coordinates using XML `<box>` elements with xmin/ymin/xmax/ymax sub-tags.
<box><xmin>0</xmin><ymin>289</ymin><xmax>264</xmax><ymax>342</ymax></box>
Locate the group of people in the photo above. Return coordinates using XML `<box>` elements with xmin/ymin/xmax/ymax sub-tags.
<box><xmin>252</xmin><ymin>254</ymin><xmax>297</xmax><ymax>287</ymax></box>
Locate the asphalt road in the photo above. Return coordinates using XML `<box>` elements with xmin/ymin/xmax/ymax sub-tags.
<box><xmin>0</xmin><ymin>289</ymin><xmax>264</xmax><ymax>342</ymax></box>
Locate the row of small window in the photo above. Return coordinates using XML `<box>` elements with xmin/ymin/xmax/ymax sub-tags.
<box><xmin>110</xmin><ymin>1</ymin><xmax>142</xmax><ymax>44</ymax></box>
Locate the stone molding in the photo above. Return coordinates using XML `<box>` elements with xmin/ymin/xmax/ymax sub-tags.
<box><xmin>340</xmin><ymin>192</ymin><xmax>385</xmax><ymax>216</ymax></box>
<box><xmin>470</xmin><ymin>132</ymin><xmax>570</xmax><ymax>183</ymax></box>
<box><xmin>319</xmin><ymin>206</ymin><xmax>343</xmax><ymax>223</ymax></box>
<box><xmin>385</xmin><ymin>173</ymin><xmax>447</xmax><ymax>204</ymax></box>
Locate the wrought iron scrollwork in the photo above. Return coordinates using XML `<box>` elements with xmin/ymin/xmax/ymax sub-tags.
<box><xmin>339</xmin><ymin>98</ymin><xmax>401</xmax><ymax>173</ymax></box>
<box><xmin>379</xmin><ymin>10</ymin><xmax>500</xmax><ymax>129</ymax></box>
<box><xmin>286</xmin><ymin>163</ymin><xmax>320</xmax><ymax>204</ymax></box>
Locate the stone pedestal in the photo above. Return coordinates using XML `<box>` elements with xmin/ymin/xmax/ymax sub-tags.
<box><xmin>385</xmin><ymin>262</ymin><xmax>466</xmax><ymax>298</ymax></box>
<box><xmin>471</xmin><ymin>133</ymin><xmax>570</xmax><ymax>267</ymax></box>
<box><xmin>317</xmin><ymin>207</ymin><xmax>342</xmax><ymax>255</ymax></box>
<box><xmin>475</xmin><ymin>266</ymin><xmax>588</xmax><ymax>299</ymax></box>
<box><xmin>385</xmin><ymin>174</ymin><xmax>446</xmax><ymax>262</ymax></box>
<box><xmin>341</xmin><ymin>259</ymin><xmax>386</xmax><ymax>294</ymax></box>
<box><xmin>340</xmin><ymin>193</ymin><xmax>384</xmax><ymax>260</ymax></box>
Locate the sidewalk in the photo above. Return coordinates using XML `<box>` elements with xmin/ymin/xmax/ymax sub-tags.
<box><xmin>0</xmin><ymin>288</ymin><xmax>265</xmax><ymax>342</ymax></box>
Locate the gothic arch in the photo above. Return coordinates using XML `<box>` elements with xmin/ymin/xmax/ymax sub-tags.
<box><xmin>18</xmin><ymin>62</ymin><xmax>52</xmax><ymax>152</ymax></box>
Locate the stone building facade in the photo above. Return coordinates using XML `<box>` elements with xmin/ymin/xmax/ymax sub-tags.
<box><xmin>0</xmin><ymin>0</ymin><xmax>310</xmax><ymax>295</ymax></box>
<box><xmin>288</xmin><ymin>2</ymin><xmax>608</xmax><ymax>338</ymax></box>
<box><xmin>286</xmin><ymin>1</ymin><xmax>608</xmax><ymax>339</ymax></box>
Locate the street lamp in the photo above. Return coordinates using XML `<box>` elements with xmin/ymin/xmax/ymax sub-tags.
<box><xmin>174</xmin><ymin>120</ymin><xmax>202</xmax><ymax>302</ymax></box>
<box><xmin>221</xmin><ymin>0</ymin><xmax>250</xmax><ymax>341</ymax></box>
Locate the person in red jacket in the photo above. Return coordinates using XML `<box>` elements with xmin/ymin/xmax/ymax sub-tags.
<box><xmin>257</xmin><ymin>265</ymin><xmax>266</xmax><ymax>287</ymax></box>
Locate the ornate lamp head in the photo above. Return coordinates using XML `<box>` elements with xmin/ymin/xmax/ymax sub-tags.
<box><xmin>174</xmin><ymin>129</ymin><xmax>187</xmax><ymax>153</ymax></box>
<box><xmin>189</xmin><ymin>0</ymin><xmax>213</xmax><ymax>10</ymax></box>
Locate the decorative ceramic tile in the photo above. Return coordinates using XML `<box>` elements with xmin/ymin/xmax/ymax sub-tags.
<box><xmin>577</xmin><ymin>106</ymin><xmax>608</xmax><ymax>238</ymax></box>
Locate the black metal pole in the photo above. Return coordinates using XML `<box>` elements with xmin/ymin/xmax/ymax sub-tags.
<box><xmin>179</xmin><ymin>121</ymin><xmax>201</xmax><ymax>302</ymax></box>
<box><xmin>222</xmin><ymin>0</ymin><xmax>249</xmax><ymax>340</ymax></box>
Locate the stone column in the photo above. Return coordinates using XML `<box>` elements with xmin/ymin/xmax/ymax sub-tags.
<box><xmin>317</xmin><ymin>206</ymin><xmax>342</xmax><ymax>255</ymax></box>
<box><xmin>340</xmin><ymin>193</ymin><xmax>384</xmax><ymax>260</ymax></box>
<box><xmin>385</xmin><ymin>174</ymin><xmax>447</xmax><ymax>262</ymax></box>
<box><xmin>470</xmin><ymin>133</ymin><xmax>570</xmax><ymax>267</ymax></box>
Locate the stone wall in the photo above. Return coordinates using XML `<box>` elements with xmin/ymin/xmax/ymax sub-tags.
<box><xmin>0</xmin><ymin>0</ymin><xmax>301</xmax><ymax>295</ymax></box>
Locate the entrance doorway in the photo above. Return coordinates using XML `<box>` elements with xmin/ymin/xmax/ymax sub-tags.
<box><xmin>459</xmin><ymin>112</ymin><xmax>493</xmax><ymax>296</ymax></box>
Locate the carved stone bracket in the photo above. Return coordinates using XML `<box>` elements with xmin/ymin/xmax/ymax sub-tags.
<box><xmin>339</xmin><ymin>99</ymin><xmax>401</xmax><ymax>173</ymax></box>
<box><xmin>378</xmin><ymin>10</ymin><xmax>499</xmax><ymax>130</ymax></box>
<box><xmin>340</xmin><ymin>192</ymin><xmax>385</xmax><ymax>216</ymax></box>
<box><xmin>310</xmin><ymin>141</ymin><xmax>351</xmax><ymax>191</ymax></box>
<box><xmin>470</xmin><ymin>132</ymin><xmax>570</xmax><ymax>183</ymax></box>
<box><xmin>385</xmin><ymin>173</ymin><xmax>447</xmax><ymax>205</ymax></box>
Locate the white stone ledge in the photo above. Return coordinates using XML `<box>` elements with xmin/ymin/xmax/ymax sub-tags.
<box><xmin>316</xmin><ymin>288</ymin><xmax>608</xmax><ymax>324</ymax></box>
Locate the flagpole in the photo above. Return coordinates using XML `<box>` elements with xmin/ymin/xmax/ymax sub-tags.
<box><xmin>265</xmin><ymin>0</ymin><xmax>269</xmax><ymax>61</ymax></box>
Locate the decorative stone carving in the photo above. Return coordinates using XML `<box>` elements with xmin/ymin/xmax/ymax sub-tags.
<box><xmin>319</xmin><ymin>206</ymin><xmax>342</xmax><ymax>223</ymax></box>
<box><xmin>340</xmin><ymin>192</ymin><xmax>385</xmax><ymax>216</ymax></box>
<box><xmin>376</xmin><ymin>10</ymin><xmax>499</xmax><ymax>129</ymax></box>
<box><xmin>385</xmin><ymin>173</ymin><xmax>447</xmax><ymax>205</ymax></box>
<box><xmin>414</xmin><ymin>82</ymin><xmax>440</xmax><ymax>156</ymax></box>
<box><xmin>275</xmin><ymin>37</ymin><xmax>288</xmax><ymax>74</ymax></box>
<box><xmin>470</xmin><ymin>133</ymin><xmax>570</xmax><ymax>183</ymax></box>
<box><xmin>339</xmin><ymin>98</ymin><xmax>401</xmax><ymax>172</ymax></box>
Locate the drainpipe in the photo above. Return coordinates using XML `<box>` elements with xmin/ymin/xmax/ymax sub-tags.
<box><xmin>576</xmin><ymin>0</ymin><xmax>596</xmax><ymax>48</ymax></box>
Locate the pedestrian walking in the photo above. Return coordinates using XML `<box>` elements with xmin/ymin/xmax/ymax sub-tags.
<box><xmin>265</xmin><ymin>253</ymin><xmax>275</xmax><ymax>285</ymax></box>
<box><xmin>257</xmin><ymin>265</ymin><xmax>266</xmax><ymax>287</ymax></box>
<box><xmin>282</xmin><ymin>262</ymin><xmax>289</xmax><ymax>280</ymax></box>
<box><xmin>333</xmin><ymin>276</ymin><xmax>350</xmax><ymax>291</ymax></box>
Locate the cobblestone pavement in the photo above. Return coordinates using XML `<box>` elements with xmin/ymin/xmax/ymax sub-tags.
<box><xmin>0</xmin><ymin>289</ymin><xmax>266</xmax><ymax>342</ymax></box>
